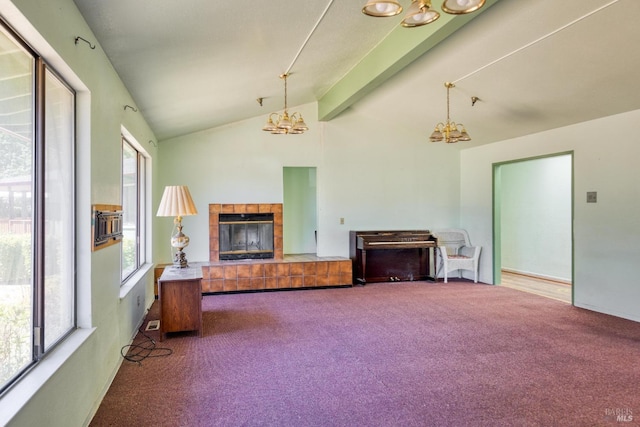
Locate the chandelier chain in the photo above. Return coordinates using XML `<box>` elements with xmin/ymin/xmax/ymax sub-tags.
<box><xmin>446</xmin><ymin>83</ymin><xmax>450</xmax><ymax>124</ymax></box>
<box><xmin>283</xmin><ymin>74</ymin><xmax>288</xmax><ymax>111</ymax></box>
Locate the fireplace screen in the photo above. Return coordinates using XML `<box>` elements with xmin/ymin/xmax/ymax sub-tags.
<box><xmin>219</xmin><ymin>213</ymin><xmax>274</xmax><ymax>260</ymax></box>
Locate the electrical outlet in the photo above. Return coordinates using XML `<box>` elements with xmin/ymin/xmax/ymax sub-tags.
<box><xmin>587</xmin><ymin>191</ymin><xmax>597</xmax><ymax>203</ymax></box>
<box><xmin>340</xmin><ymin>217</ymin><xmax>344</xmax><ymax>225</ymax></box>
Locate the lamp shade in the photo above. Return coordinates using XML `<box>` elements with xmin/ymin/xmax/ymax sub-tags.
<box><xmin>156</xmin><ymin>185</ymin><xmax>198</xmax><ymax>217</ymax></box>
<box><xmin>277</xmin><ymin>111</ymin><xmax>293</xmax><ymax>129</ymax></box>
<box><xmin>401</xmin><ymin>0</ymin><xmax>440</xmax><ymax>27</ymax></box>
<box><xmin>362</xmin><ymin>0</ymin><xmax>403</xmax><ymax>17</ymax></box>
<box><xmin>292</xmin><ymin>115</ymin><xmax>309</xmax><ymax>132</ymax></box>
<box><xmin>441</xmin><ymin>0</ymin><xmax>486</xmax><ymax>14</ymax></box>
<box><xmin>262</xmin><ymin>116</ymin><xmax>277</xmax><ymax>132</ymax></box>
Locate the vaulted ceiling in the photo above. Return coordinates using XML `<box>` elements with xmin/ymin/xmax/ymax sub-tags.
<box><xmin>70</xmin><ymin>0</ymin><xmax>640</xmax><ymax>145</ymax></box>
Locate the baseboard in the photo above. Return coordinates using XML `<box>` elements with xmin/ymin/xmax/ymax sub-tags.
<box><xmin>501</xmin><ymin>268</ymin><xmax>571</xmax><ymax>285</ymax></box>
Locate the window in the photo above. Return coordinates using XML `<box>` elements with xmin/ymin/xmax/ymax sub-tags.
<box><xmin>121</xmin><ymin>136</ymin><xmax>146</xmax><ymax>282</ymax></box>
<box><xmin>0</xmin><ymin>21</ymin><xmax>75</xmax><ymax>393</ymax></box>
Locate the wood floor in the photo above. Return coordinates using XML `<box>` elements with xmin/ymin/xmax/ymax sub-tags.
<box><xmin>500</xmin><ymin>271</ymin><xmax>572</xmax><ymax>304</ymax></box>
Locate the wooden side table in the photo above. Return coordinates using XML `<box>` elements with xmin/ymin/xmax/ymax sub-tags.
<box><xmin>158</xmin><ymin>265</ymin><xmax>203</xmax><ymax>341</ymax></box>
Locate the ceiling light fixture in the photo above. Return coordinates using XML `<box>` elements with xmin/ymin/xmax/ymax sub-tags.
<box><xmin>401</xmin><ymin>0</ymin><xmax>440</xmax><ymax>27</ymax></box>
<box><xmin>262</xmin><ymin>73</ymin><xmax>309</xmax><ymax>135</ymax></box>
<box><xmin>362</xmin><ymin>0</ymin><xmax>403</xmax><ymax>17</ymax></box>
<box><xmin>429</xmin><ymin>82</ymin><xmax>471</xmax><ymax>143</ymax></box>
<box><xmin>441</xmin><ymin>0</ymin><xmax>486</xmax><ymax>14</ymax></box>
<box><xmin>363</xmin><ymin>0</ymin><xmax>485</xmax><ymax>27</ymax></box>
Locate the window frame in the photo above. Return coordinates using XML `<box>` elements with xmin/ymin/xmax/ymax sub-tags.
<box><xmin>121</xmin><ymin>134</ymin><xmax>147</xmax><ymax>284</ymax></box>
<box><xmin>0</xmin><ymin>19</ymin><xmax>76</xmax><ymax>395</ymax></box>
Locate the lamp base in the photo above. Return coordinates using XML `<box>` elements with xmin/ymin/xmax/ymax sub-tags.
<box><xmin>173</xmin><ymin>250</ymin><xmax>189</xmax><ymax>268</ymax></box>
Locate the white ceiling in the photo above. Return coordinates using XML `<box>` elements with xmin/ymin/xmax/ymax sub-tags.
<box><xmin>71</xmin><ymin>0</ymin><xmax>640</xmax><ymax>145</ymax></box>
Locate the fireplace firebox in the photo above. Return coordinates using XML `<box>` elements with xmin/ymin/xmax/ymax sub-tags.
<box><xmin>218</xmin><ymin>213</ymin><xmax>274</xmax><ymax>260</ymax></box>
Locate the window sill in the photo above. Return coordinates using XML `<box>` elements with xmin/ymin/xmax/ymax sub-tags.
<box><xmin>0</xmin><ymin>328</ymin><xmax>95</xmax><ymax>426</ymax></box>
<box><xmin>119</xmin><ymin>263</ymin><xmax>153</xmax><ymax>299</ymax></box>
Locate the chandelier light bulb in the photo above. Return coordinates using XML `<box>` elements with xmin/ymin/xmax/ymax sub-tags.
<box><xmin>401</xmin><ymin>0</ymin><xmax>439</xmax><ymax>28</ymax></box>
<box><xmin>362</xmin><ymin>0</ymin><xmax>403</xmax><ymax>17</ymax></box>
<box><xmin>441</xmin><ymin>0</ymin><xmax>485</xmax><ymax>14</ymax></box>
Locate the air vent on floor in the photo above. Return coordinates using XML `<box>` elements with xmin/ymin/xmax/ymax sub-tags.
<box><xmin>145</xmin><ymin>320</ymin><xmax>160</xmax><ymax>331</ymax></box>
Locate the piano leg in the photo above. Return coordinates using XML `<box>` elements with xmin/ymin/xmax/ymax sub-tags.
<box><xmin>357</xmin><ymin>249</ymin><xmax>367</xmax><ymax>285</ymax></box>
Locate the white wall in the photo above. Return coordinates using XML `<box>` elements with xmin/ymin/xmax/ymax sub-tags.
<box><xmin>461</xmin><ymin>110</ymin><xmax>640</xmax><ymax>322</ymax></box>
<box><xmin>500</xmin><ymin>155</ymin><xmax>572</xmax><ymax>281</ymax></box>
<box><xmin>318</xmin><ymin>107</ymin><xmax>462</xmax><ymax>256</ymax></box>
<box><xmin>155</xmin><ymin>101</ymin><xmax>463</xmax><ymax>264</ymax></box>
<box><xmin>1</xmin><ymin>1</ymin><xmax>158</xmax><ymax>425</ymax></box>
<box><xmin>155</xmin><ymin>103</ymin><xmax>322</xmax><ymax>262</ymax></box>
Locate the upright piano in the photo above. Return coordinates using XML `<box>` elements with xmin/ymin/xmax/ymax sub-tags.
<box><xmin>349</xmin><ymin>230</ymin><xmax>438</xmax><ymax>285</ymax></box>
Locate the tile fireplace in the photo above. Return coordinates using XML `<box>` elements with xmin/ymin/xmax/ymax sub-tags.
<box><xmin>204</xmin><ymin>203</ymin><xmax>351</xmax><ymax>293</ymax></box>
<box><xmin>209</xmin><ymin>204</ymin><xmax>283</xmax><ymax>262</ymax></box>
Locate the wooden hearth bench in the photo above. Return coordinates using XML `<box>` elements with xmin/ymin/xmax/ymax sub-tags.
<box><xmin>200</xmin><ymin>255</ymin><xmax>352</xmax><ymax>293</ymax></box>
<box><xmin>155</xmin><ymin>255</ymin><xmax>352</xmax><ymax>296</ymax></box>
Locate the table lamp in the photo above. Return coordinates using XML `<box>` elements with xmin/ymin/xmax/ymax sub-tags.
<box><xmin>156</xmin><ymin>185</ymin><xmax>198</xmax><ymax>268</ymax></box>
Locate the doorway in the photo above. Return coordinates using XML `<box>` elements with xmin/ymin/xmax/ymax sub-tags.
<box><xmin>493</xmin><ymin>153</ymin><xmax>573</xmax><ymax>304</ymax></box>
<box><xmin>283</xmin><ymin>167</ymin><xmax>317</xmax><ymax>255</ymax></box>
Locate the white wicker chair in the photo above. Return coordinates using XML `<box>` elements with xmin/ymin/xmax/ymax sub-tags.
<box><xmin>433</xmin><ymin>229</ymin><xmax>481</xmax><ymax>283</ymax></box>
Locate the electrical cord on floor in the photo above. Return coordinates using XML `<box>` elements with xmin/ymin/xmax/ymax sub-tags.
<box><xmin>120</xmin><ymin>327</ymin><xmax>173</xmax><ymax>365</ymax></box>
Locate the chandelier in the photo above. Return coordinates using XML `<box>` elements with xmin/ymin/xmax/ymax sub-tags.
<box><xmin>262</xmin><ymin>73</ymin><xmax>309</xmax><ymax>135</ymax></box>
<box><xmin>362</xmin><ymin>0</ymin><xmax>486</xmax><ymax>27</ymax></box>
<box><xmin>429</xmin><ymin>82</ymin><xmax>471</xmax><ymax>144</ymax></box>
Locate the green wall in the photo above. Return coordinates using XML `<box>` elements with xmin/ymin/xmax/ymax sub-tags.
<box><xmin>1</xmin><ymin>0</ymin><xmax>158</xmax><ymax>425</ymax></box>
<box><xmin>499</xmin><ymin>155</ymin><xmax>572</xmax><ymax>281</ymax></box>
<box><xmin>283</xmin><ymin>167</ymin><xmax>317</xmax><ymax>254</ymax></box>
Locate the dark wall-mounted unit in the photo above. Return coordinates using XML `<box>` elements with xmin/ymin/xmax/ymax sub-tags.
<box><xmin>92</xmin><ymin>204</ymin><xmax>123</xmax><ymax>251</ymax></box>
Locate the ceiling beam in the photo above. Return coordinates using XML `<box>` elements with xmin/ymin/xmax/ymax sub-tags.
<box><xmin>317</xmin><ymin>0</ymin><xmax>500</xmax><ymax>122</ymax></box>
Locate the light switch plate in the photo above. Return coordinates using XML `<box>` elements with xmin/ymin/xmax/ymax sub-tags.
<box><xmin>587</xmin><ymin>191</ymin><xmax>597</xmax><ymax>203</ymax></box>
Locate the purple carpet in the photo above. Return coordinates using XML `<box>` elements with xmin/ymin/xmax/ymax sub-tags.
<box><xmin>90</xmin><ymin>281</ymin><xmax>640</xmax><ymax>426</ymax></box>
